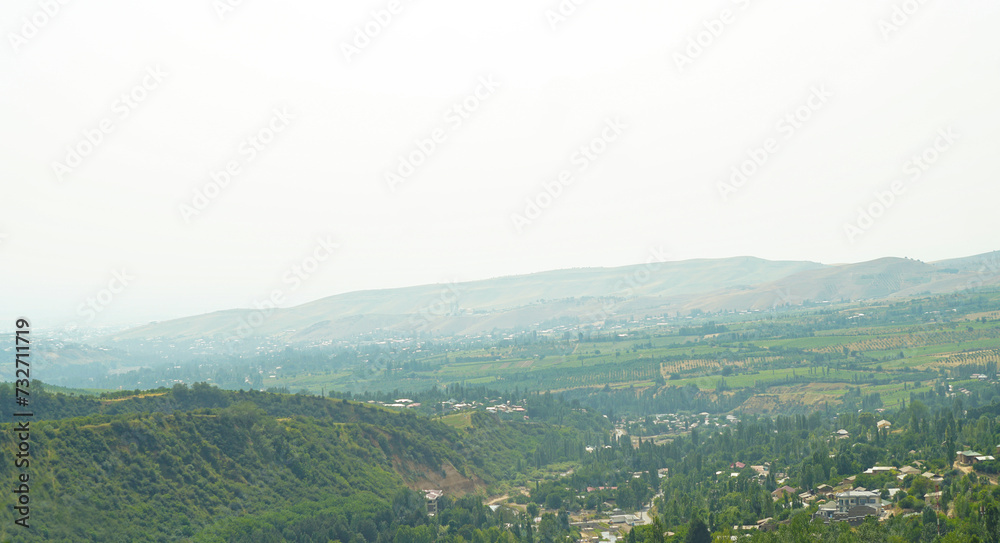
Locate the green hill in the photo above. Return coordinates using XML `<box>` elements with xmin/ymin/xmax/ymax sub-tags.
<box><xmin>0</xmin><ymin>383</ymin><xmax>599</xmax><ymax>542</ymax></box>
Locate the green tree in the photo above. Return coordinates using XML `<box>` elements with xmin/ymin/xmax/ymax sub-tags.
<box><xmin>650</xmin><ymin>517</ymin><xmax>666</xmax><ymax>543</ymax></box>
<box><xmin>985</xmin><ymin>502</ymin><xmax>1000</xmax><ymax>543</ymax></box>
<box><xmin>684</xmin><ymin>515</ymin><xmax>710</xmax><ymax>543</ymax></box>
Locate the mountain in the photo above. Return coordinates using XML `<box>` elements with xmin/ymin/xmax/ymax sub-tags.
<box><xmin>104</xmin><ymin>253</ymin><xmax>1000</xmax><ymax>345</ymax></box>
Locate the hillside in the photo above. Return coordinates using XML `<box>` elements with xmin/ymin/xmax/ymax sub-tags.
<box><xmin>0</xmin><ymin>384</ymin><xmax>601</xmax><ymax>542</ymax></box>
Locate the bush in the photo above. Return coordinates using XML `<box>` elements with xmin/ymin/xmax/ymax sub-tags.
<box><xmin>974</xmin><ymin>460</ymin><xmax>1000</xmax><ymax>475</ymax></box>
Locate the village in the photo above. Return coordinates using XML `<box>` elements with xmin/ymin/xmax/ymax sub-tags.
<box><xmin>418</xmin><ymin>402</ymin><xmax>1000</xmax><ymax>542</ymax></box>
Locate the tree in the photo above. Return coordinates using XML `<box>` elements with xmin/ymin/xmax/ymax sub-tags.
<box><xmin>856</xmin><ymin>516</ymin><xmax>888</xmax><ymax>543</ymax></box>
<box><xmin>685</xmin><ymin>515</ymin><xmax>710</xmax><ymax>543</ymax></box>
<box><xmin>650</xmin><ymin>517</ymin><xmax>666</xmax><ymax>543</ymax></box>
<box><xmin>536</xmin><ymin>513</ymin><xmax>561</xmax><ymax>543</ymax></box>
<box><xmin>984</xmin><ymin>502</ymin><xmax>1000</xmax><ymax>543</ymax></box>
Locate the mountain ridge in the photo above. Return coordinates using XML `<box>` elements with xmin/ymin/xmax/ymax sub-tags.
<box><xmin>105</xmin><ymin>252</ymin><xmax>1000</xmax><ymax>345</ymax></box>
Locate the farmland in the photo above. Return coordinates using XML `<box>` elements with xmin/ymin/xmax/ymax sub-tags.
<box><xmin>242</xmin><ymin>288</ymin><xmax>1000</xmax><ymax>416</ymax></box>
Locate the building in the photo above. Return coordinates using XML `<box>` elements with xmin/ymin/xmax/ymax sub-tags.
<box><xmin>815</xmin><ymin>502</ymin><xmax>838</xmax><ymax>520</ymax></box>
<box><xmin>957</xmin><ymin>450</ymin><xmax>982</xmax><ymax>464</ymax></box>
<box><xmin>424</xmin><ymin>490</ymin><xmax>444</xmax><ymax>516</ymax></box>
<box><xmin>926</xmin><ymin>491</ymin><xmax>943</xmax><ymax>507</ymax></box>
<box><xmin>772</xmin><ymin>486</ymin><xmax>797</xmax><ymax>500</ymax></box>
<box><xmin>836</xmin><ymin>490</ymin><xmax>881</xmax><ymax>515</ymax></box>
<box><xmin>814</xmin><ymin>490</ymin><xmax>881</xmax><ymax>525</ymax></box>
<box><xmin>877</xmin><ymin>420</ymin><xmax>892</xmax><ymax>430</ymax></box>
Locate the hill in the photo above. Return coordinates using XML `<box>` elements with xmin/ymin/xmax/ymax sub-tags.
<box><xmin>0</xmin><ymin>383</ymin><xmax>600</xmax><ymax>542</ymax></box>
<box><xmin>105</xmin><ymin>257</ymin><xmax>823</xmax><ymax>344</ymax></box>
<box><xmin>102</xmin><ymin>253</ymin><xmax>1000</xmax><ymax>347</ymax></box>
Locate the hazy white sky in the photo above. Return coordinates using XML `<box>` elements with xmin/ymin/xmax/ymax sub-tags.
<box><xmin>2</xmin><ymin>0</ymin><xmax>999</xmax><ymax>328</ymax></box>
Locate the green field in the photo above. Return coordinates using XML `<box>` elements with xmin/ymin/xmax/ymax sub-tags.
<box><xmin>253</xmin><ymin>289</ymin><xmax>1000</xmax><ymax>414</ymax></box>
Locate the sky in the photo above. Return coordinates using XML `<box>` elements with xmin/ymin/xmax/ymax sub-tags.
<box><xmin>2</xmin><ymin>0</ymin><xmax>999</xmax><ymax>329</ymax></box>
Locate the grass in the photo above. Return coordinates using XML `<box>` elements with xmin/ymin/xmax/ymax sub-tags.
<box><xmin>440</xmin><ymin>412</ymin><xmax>474</xmax><ymax>429</ymax></box>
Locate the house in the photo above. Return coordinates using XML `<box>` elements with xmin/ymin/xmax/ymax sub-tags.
<box><xmin>957</xmin><ymin>450</ymin><xmax>982</xmax><ymax>465</ymax></box>
<box><xmin>772</xmin><ymin>486</ymin><xmax>797</xmax><ymax>500</ymax></box>
<box><xmin>836</xmin><ymin>490</ymin><xmax>881</xmax><ymax>515</ymax></box>
<box><xmin>816</xmin><ymin>484</ymin><xmax>834</xmax><ymax>497</ymax></box>
<box><xmin>877</xmin><ymin>420</ymin><xmax>892</xmax><ymax>430</ymax></box>
<box><xmin>424</xmin><ymin>490</ymin><xmax>444</xmax><ymax>516</ymax></box>
<box><xmin>899</xmin><ymin>466</ymin><xmax>921</xmax><ymax>476</ymax></box>
<box><xmin>835</xmin><ymin>429</ymin><xmax>850</xmax><ymax>439</ymax></box>
<box><xmin>926</xmin><ymin>491</ymin><xmax>943</xmax><ymax>506</ymax></box>
<box><xmin>732</xmin><ymin>462</ymin><xmax>746</xmax><ymax>469</ymax></box>
<box><xmin>863</xmin><ymin>466</ymin><xmax>895</xmax><ymax>475</ymax></box>
<box><xmin>814</xmin><ymin>502</ymin><xmax>838</xmax><ymax>520</ymax></box>
<box><xmin>813</xmin><ymin>490</ymin><xmax>882</xmax><ymax>525</ymax></box>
